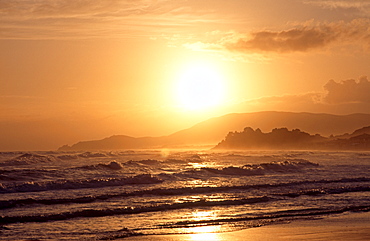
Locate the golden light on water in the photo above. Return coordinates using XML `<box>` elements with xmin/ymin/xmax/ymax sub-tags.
<box><xmin>188</xmin><ymin>225</ymin><xmax>222</xmax><ymax>241</ymax></box>
<box><xmin>192</xmin><ymin>211</ymin><xmax>216</xmax><ymax>220</ymax></box>
<box><xmin>183</xmin><ymin>211</ymin><xmax>223</xmax><ymax>240</ymax></box>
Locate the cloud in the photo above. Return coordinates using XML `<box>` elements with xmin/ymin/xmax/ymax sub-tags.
<box><xmin>304</xmin><ymin>0</ymin><xmax>370</xmax><ymax>12</ymax></box>
<box><xmin>0</xmin><ymin>0</ymin><xmax>223</xmax><ymax>39</ymax></box>
<box><xmin>226</xmin><ymin>19</ymin><xmax>370</xmax><ymax>53</ymax></box>
<box><xmin>233</xmin><ymin>76</ymin><xmax>370</xmax><ymax>114</ymax></box>
<box><xmin>0</xmin><ymin>0</ymin><xmax>162</xmax><ymax>18</ymax></box>
<box><xmin>324</xmin><ymin>76</ymin><xmax>370</xmax><ymax>104</ymax></box>
<box><xmin>0</xmin><ymin>0</ymin><xmax>146</xmax><ymax>39</ymax></box>
<box><xmin>238</xmin><ymin>93</ymin><xmax>324</xmax><ymax>111</ymax></box>
<box><xmin>249</xmin><ymin>93</ymin><xmax>323</xmax><ymax>105</ymax></box>
<box><xmin>228</xmin><ymin>27</ymin><xmax>337</xmax><ymax>53</ymax></box>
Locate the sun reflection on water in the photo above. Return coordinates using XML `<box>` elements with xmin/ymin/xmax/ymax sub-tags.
<box><xmin>186</xmin><ymin>179</ymin><xmax>217</xmax><ymax>187</ymax></box>
<box><xmin>187</xmin><ymin>225</ymin><xmax>222</xmax><ymax>241</ymax></box>
<box><xmin>193</xmin><ymin>211</ymin><xmax>215</xmax><ymax>219</ymax></box>
<box><xmin>183</xmin><ymin>211</ymin><xmax>224</xmax><ymax>241</ymax></box>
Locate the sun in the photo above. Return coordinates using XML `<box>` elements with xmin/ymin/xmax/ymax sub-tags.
<box><xmin>175</xmin><ymin>62</ymin><xmax>225</xmax><ymax>111</ymax></box>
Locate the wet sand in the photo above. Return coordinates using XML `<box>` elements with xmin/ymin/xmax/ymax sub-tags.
<box><xmin>125</xmin><ymin>212</ymin><xmax>370</xmax><ymax>241</ymax></box>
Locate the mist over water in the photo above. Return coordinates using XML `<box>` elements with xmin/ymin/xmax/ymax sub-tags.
<box><xmin>0</xmin><ymin>150</ymin><xmax>369</xmax><ymax>240</ymax></box>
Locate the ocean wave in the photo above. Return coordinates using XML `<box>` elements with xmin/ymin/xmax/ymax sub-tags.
<box><xmin>0</xmin><ymin>153</ymin><xmax>58</xmax><ymax>166</ymax></box>
<box><xmin>0</xmin><ymin>196</ymin><xmax>274</xmax><ymax>224</ymax></box>
<box><xmin>0</xmin><ymin>174</ymin><xmax>162</xmax><ymax>193</ymax></box>
<box><xmin>1</xmin><ymin>201</ymin><xmax>369</xmax><ymax>226</ymax></box>
<box><xmin>279</xmin><ymin>185</ymin><xmax>370</xmax><ymax>197</ymax></box>
<box><xmin>97</xmin><ymin>228</ymin><xmax>142</xmax><ymax>240</ymax></box>
<box><xmin>0</xmin><ymin>168</ymin><xmax>62</xmax><ymax>181</ymax></box>
<box><xmin>78</xmin><ymin>152</ymin><xmax>107</xmax><ymax>158</ymax></box>
<box><xmin>181</xmin><ymin>154</ymin><xmax>207</xmax><ymax>163</ymax></box>
<box><xmin>200</xmin><ymin>166</ymin><xmax>264</xmax><ymax>176</ymax></box>
<box><xmin>138</xmin><ymin>159</ymin><xmax>160</xmax><ymax>165</ymax></box>
<box><xmin>257</xmin><ymin>159</ymin><xmax>319</xmax><ymax>171</ymax></box>
<box><xmin>180</xmin><ymin>159</ymin><xmax>319</xmax><ymax>177</ymax></box>
<box><xmin>98</xmin><ymin>161</ymin><xmax>123</xmax><ymax>170</ymax></box>
<box><xmin>164</xmin><ymin>159</ymin><xmax>188</xmax><ymax>164</ymax></box>
<box><xmin>1</xmin><ymin>177</ymin><xmax>368</xmax><ymax>210</ymax></box>
<box><xmin>57</xmin><ymin>154</ymin><xmax>79</xmax><ymax>160</ymax></box>
<box><xmin>163</xmin><ymin>205</ymin><xmax>370</xmax><ymax>228</ymax></box>
<box><xmin>57</xmin><ymin>151</ymin><xmax>133</xmax><ymax>160</ymax></box>
<box><xmin>77</xmin><ymin>161</ymin><xmax>124</xmax><ymax>170</ymax></box>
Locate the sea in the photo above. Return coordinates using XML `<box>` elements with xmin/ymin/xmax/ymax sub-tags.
<box><xmin>0</xmin><ymin>150</ymin><xmax>369</xmax><ymax>240</ymax></box>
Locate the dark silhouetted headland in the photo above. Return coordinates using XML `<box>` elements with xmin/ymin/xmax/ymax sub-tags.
<box><xmin>214</xmin><ymin>126</ymin><xmax>370</xmax><ymax>150</ymax></box>
<box><xmin>214</xmin><ymin>127</ymin><xmax>324</xmax><ymax>150</ymax></box>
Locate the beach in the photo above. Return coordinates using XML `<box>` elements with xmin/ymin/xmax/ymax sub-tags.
<box><xmin>125</xmin><ymin>212</ymin><xmax>370</xmax><ymax>241</ymax></box>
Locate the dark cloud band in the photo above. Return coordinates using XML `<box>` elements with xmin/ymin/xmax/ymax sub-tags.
<box><xmin>224</xmin><ymin>19</ymin><xmax>370</xmax><ymax>53</ymax></box>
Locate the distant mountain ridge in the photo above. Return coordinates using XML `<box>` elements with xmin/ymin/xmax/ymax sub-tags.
<box><xmin>59</xmin><ymin>111</ymin><xmax>370</xmax><ymax>151</ymax></box>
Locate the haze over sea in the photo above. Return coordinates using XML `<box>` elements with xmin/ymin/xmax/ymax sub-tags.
<box><xmin>1</xmin><ymin>150</ymin><xmax>369</xmax><ymax>240</ymax></box>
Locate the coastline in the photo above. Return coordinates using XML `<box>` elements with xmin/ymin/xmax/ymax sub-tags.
<box><xmin>124</xmin><ymin>211</ymin><xmax>370</xmax><ymax>241</ymax></box>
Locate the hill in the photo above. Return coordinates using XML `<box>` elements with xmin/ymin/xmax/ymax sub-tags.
<box><xmin>58</xmin><ymin>135</ymin><xmax>157</xmax><ymax>151</ymax></box>
<box><xmin>59</xmin><ymin>111</ymin><xmax>370</xmax><ymax>151</ymax></box>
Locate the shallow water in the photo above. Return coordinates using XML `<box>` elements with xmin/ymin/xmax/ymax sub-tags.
<box><xmin>0</xmin><ymin>150</ymin><xmax>369</xmax><ymax>240</ymax></box>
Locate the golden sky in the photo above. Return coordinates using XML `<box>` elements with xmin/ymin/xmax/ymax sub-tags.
<box><xmin>1</xmin><ymin>0</ymin><xmax>370</xmax><ymax>150</ymax></box>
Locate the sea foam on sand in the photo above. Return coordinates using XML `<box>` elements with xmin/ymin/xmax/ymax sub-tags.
<box><xmin>124</xmin><ymin>212</ymin><xmax>370</xmax><ymax>241</ymax></box>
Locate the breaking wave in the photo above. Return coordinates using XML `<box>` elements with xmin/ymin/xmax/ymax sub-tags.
<box><xmin>163</xmin><ymin>205</ymin><xmax>370</xmax><ymax>228</ymax></box>
<box><xmin>1</xmin><ymin>177</ymin><xmax>368</xmax><ymax>210</ymax></box>
<box><xmin>181</xmin><ymin>159</ymin><xmax>319</xmax><ymax>176</ymax></box>
<box><xmin>77</xmin><ymin>152</ymin><xmax>107</xmax><ymax>158</ymax></box>
<box><xmin>0</xmin><ymin>196</ymin><xmax>274</xmax><ymax>224</ymax></box>
<box><xmin>78</xmin><ymin>161</ymin><xmax>124</xmax><ymax>170</ymax></box>
<box><xmin>1</xmin><ymin>199</ymin><xmax>369</xmax><ymax>225</ymax></box>
<box><xmin>0</xmin><ymin>174</ymin><xmax>162</xmax><ymax>193</ymax></box>
<box><xmin>0</xmin><ymin>153</ymin><xmax>58</xmax><ymax>166</ymax></box>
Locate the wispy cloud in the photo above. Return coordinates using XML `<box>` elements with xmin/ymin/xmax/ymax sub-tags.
<box><xmin>0</xmin><ymin>0</ymin><xmax>220</xmax><ymax>39</ymax></box>
<box><xmin>239</xmin><ymin>92</ymin><xmax>324</xmax><ymax>109</ymax></box>
<box><xmin>304</xmin><ymin>0</ymin><xmax>370</xmax><ymax>13</ymax></box>
<box><xmin>0</xmin><ymin>0</ymin><xmax>169</xmax><ymax>19</ymax></box>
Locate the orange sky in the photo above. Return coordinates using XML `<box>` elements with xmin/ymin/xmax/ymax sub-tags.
<box><xmin>1</xmin><ymin>0</ymin><xmax>370</xmax><ymax>150</ymax></box>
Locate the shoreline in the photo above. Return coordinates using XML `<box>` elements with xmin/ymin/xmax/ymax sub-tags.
<box><xmin>124</xmin><ymin>211</ymin><xmax>370</xmax><ymax>241</ymax></box>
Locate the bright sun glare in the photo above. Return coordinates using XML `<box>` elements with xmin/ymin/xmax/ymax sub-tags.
<box><xmin>188</xmin><ymin>225</ymin><xmax>222</xmax><ymax>241</ymax></box>
<box><xmin>176</xmin><ymin>62</ymin><xmax>225</xmax><ymax>111</ymax></box>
